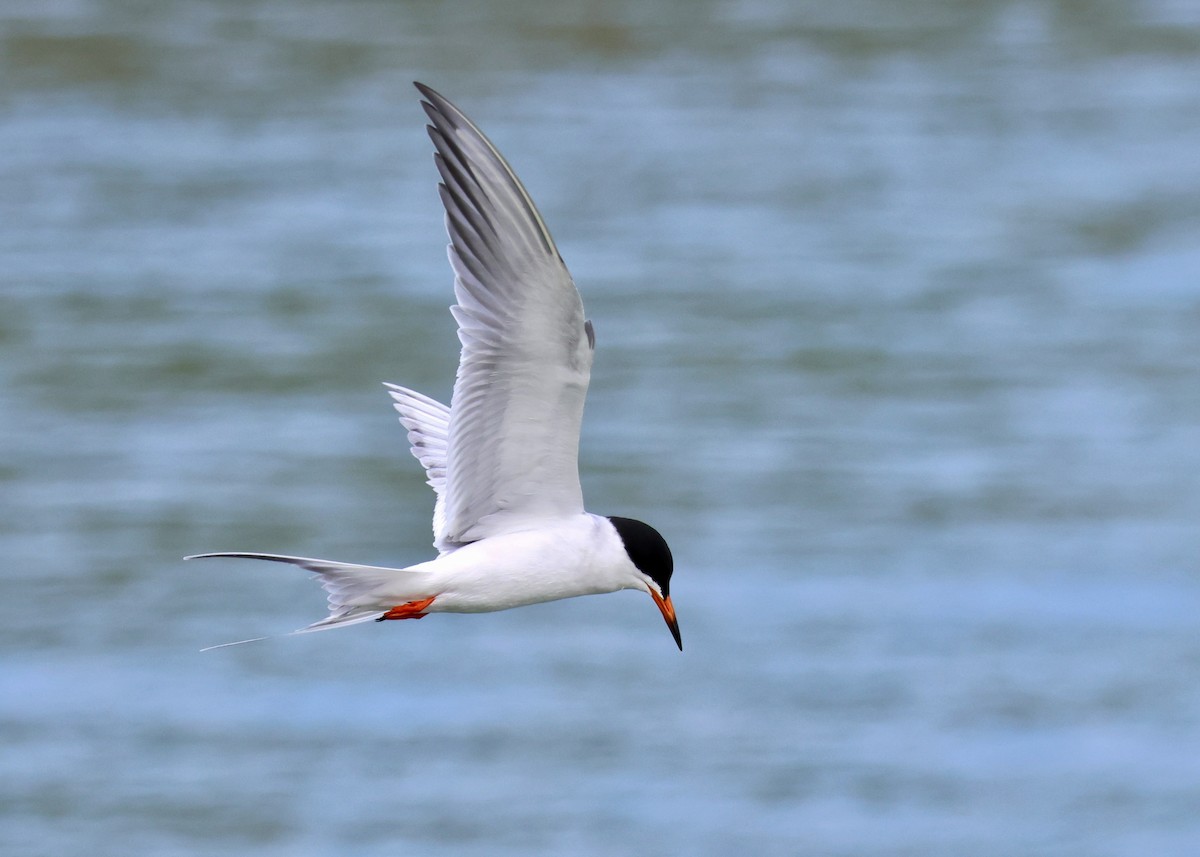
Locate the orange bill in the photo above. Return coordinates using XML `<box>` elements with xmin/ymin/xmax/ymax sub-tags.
<box><xmin>649</xmin><ymin>588</ymin><xmax>682</xmax><ymax>651</ymax></box>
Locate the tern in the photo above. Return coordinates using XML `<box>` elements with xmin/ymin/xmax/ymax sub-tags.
<box><xmin>187</xmin><ymin>83</ymin><xmax>681</xmax><ymax>650</ymax></box>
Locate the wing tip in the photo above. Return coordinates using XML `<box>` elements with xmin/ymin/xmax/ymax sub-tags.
<box><xmin>415</xmin><ymin>82</ymin><xmax>454</xmax><ymax>124</ymax></box>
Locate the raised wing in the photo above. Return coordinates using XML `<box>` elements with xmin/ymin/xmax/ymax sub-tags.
<box><xmin>416</xmin><ymin>82</ymin><xmax>595</xmax><ymax>547</ymax></box>
<box><xmin>384</xmin><ymin>383</ymin><xmax>451</xmax><ymax>550</ymax></box>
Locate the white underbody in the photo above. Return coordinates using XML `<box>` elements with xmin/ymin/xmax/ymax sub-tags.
<box><xmin>358</xmin><ymin>514</ymin><xmax>643</xmax><ymax>614</ymax></box>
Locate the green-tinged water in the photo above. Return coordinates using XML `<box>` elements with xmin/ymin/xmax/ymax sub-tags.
<box><xmin>3</xmin><ymin>2</ymin><xmax>1199</xmax><ymax>855</ymax></box>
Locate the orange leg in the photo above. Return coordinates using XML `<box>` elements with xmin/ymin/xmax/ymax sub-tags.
<box><xmin>376</xmin><ymin>595</ymin><xmax>438</xmax><ymax>622</ymax></box>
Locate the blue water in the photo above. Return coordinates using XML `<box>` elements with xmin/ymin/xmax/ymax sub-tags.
<box><xmin>3</xmin><ymin>2</ymin><xmax>1200</xmax><ymax>855</ymax></box>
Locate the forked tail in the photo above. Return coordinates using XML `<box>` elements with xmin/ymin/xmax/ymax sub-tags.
<box><xmin>184</xmin><ymin>552</ymin><xmax>431</xmax><ymax>649</ymax></box>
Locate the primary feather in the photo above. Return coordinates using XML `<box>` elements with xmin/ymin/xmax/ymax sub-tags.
<box><xmin>416</xmin><ymin>83</ymin><xmax>596</xmax><ymax>548</ymax></box>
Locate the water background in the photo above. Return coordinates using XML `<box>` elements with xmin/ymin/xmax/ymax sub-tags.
<box><xmin>3</xmin><ymin>2</ymin><xmax>1200</xmax><ymax>855</ymax></box>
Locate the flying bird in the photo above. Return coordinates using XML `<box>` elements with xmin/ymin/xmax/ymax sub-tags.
<box><xmin>188</xmin><ymin>83</ymin><xmax>681</xmax><ymax>650</ymax></box>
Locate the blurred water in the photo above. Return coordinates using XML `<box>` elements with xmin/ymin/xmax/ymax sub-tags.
<box><xmin>3</xmin><ymin>1</ymin><xmax>1200</xmax><ymax>855</ymax></box>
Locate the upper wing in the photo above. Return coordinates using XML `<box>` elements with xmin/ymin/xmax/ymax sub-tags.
<box><xmin>384</xmin><ymin>382</ymin><xmax>451</xmax><ymax>551</ymax></box>
<box><xmin>416</xmin><ymin>82</ymin><xmax>595</xmax><ymax>547</ymax></box>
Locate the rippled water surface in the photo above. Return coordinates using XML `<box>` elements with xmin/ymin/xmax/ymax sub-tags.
<box><xmin>3</xmin><ymin>2</ymin><xmax>1200</xmax><ymax>855</ymax></box>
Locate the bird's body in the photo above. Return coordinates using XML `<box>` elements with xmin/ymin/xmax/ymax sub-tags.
<box><xmin>398</xmin><ymin>516</ymin><xmax>649</xmax><ymax>613</ymax></box>
<box><xmin>188</xmin><ymin>83</ymin><xmax>681</xmax><ymax>650</ymax></box>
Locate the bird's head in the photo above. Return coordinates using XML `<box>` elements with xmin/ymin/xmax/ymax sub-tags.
<box><xmin>606</xmin><ymin>516</ymin><xmax>681</xmax><ymax>651</ymax></box>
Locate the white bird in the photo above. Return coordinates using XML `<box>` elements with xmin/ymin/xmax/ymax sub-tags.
<box><xmin>187</xmin><ymin>82</ymin><xmax>681</xmax><ymax>650</ymax></box>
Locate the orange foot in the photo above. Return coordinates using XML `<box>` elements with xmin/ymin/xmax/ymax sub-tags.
<box><xmin>376</xmin><ymin>595</ymin><xmax>438</xmax><ymax>622</ymax></box>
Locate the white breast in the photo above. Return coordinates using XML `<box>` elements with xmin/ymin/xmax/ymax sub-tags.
<box><xmin>414</xmin><ymin>514</ymin><xmax>637</xmax><ymax>613</ymax></box>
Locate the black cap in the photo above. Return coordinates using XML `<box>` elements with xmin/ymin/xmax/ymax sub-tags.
<box><xmin>607</xmin><ymin>516</ymin><xmax>673</xmax><ymax>596</ymax></box>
